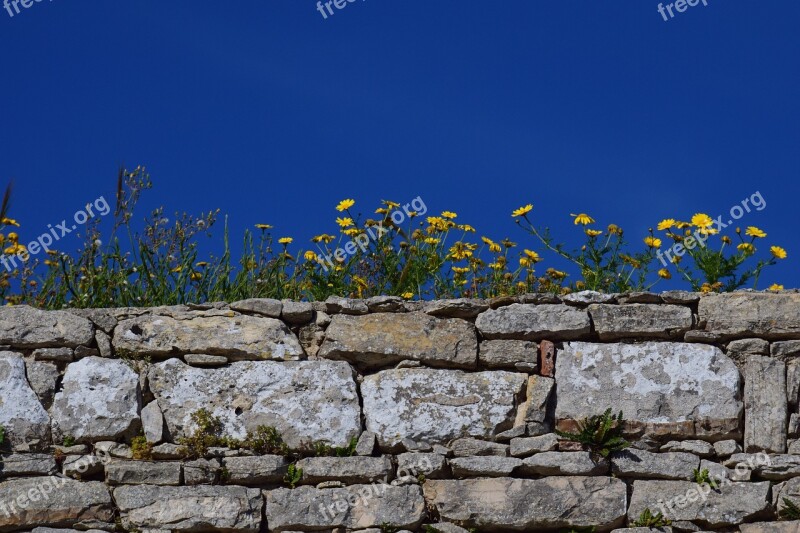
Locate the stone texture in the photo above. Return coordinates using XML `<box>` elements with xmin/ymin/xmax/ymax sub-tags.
<box><xmin>588</xmin><ymin>304</ymin><xmax>692</xmax><ymax>340</ymax></box>
<box><xmin>610</xmin><ymin>449</ymin><xmax>699</xmax><ymax>480</ymax></box>
<box><xmin>509</xmin><ymin>434</ymin><xmax>559</xmax><ymax>457</ymax></box>
<box><xmin>699</xmin><ymin>292</ymin><xmax>800</xmax><ymax>340</ymax></box>
<box><xmin>24</xmin><ymin>360</ymin><xmax>59</xmax><ymax>409</ymax></box>
<box><xmin>727</xmin><ymin>338</ymin><xmax>770</xmax><ymax>358</ymax></box>
<box><xmin>475</xmin><ymin>304</ymin><xmax>591</xmax><ymax>341</ymax></box>
<box><xmin>423</xmin><ymin>299</ymin><xmax>489</xmax><ymax>319</ymax></box>
<box><xmin>281</xmin><ymin>301</ymin><xmax>314</xmax><ymax>324</ymax></box>
<box><xmin>745</xmin><ymin>356</ymin><xmax>787</xmax><ymax>453</ymax></box>
<box><xmin>355</xmin><ymin>431</ymin><xmax>377</xmax><ymax>456</ymax></box>
<box><xmin>182</xmin><ymin>458</ymin><xmax>220</xmax><ymax>485</ymax></box>
<box><xmin>396</xmin><ymin>453</ymin><xmax>448</xmax><ymax>479</ymax></box>
<box><xmin>149</xmin><ymin>359</ymin><xmax>360</xmax><ymax>448</ymax></box>
<box><xmin>0</xmin><ymin>478</ymin><xmax>112</xmax><ymax>531</ymax></box>
<box><xmin>0</xmin><ymin>453</ymin><xmax>57</xmax><ymax>476</ymax></box>
<box><xmin>105</xmin><ymin>461</ymin><xmax>181</xmax><ymax>486</ymax></box>
<box><xmin>0</xmin><ymin>306</ymin><xmax>93</xmax><ymax>348</ymax></box>
<box><xmin>562</xmin><ymin>290</ymin><xmax>617</xmax><ymax>306</ymax></box>
<box><xmin>51</xmin><ymin>357</ymin><xmax>140</xmax><ymax>444</ymax></box>
<box><xmin>515</xmin><ymin>375</ymin><xmax>555</xmax><ymax>426</ymax></box>
<box><xmin>222</xmin><ymin>455</ymin><xmax>288</xmax><ymax>485</ymax></box>
<box><xmin>741</xmin><ymin>523</ymin><xmax>800</xmax><ymax>533</ymax></box>
<box><xmin>660</xmin><ymin>440</ymin><xmax>715</xmax><ymax>457</ymax></box>
<box><xmin>555</xmin><ymin>342</ymin><xmax>742</xmax><ymax>440</ymax></box>
<box><xmin>229</xmin><ymin>298</ymin><xmax>282</xmax><ymax>317</ymax></box>
<box><xmin>183</xmin><ymin>353</ymin><xmax>228</xmax><ymax>367</ymax></box>
<box><xmin>788</xmin><ymin>362</ymin><xmax>800</xmax><ymax>410</ymax></box>
<box><xmin>113</xmin><ymin>313</ymin><xmax>303</xmax><ymax>360</ymax></box>
<box><xmin>450</xmin><ymin>438</ymin><xmax>508</xmax><ymax>457</ymax></box>
<box><xmin>628</xmin><ymin>479</ymin><xmax>771</xmax><ymax>527</ymax></box>
<box><xmin>141</xmin><ymin>401</ymin><xmax>166</xmax><ymax>444</ymax></box>
<box><xmin>0</xmin><ymin>352</ymin><xmax>51</xmax><ymax>447</ymax></box>
<box><xmin>324</xmin><ymin>296</ymin><xmax>369</xmax><ymax>315</ymax></box>
<box><xmin>114</xmin><ymin>485</ymin><xmax>262</xmax><ymax>532</ymax></box>
<box><xmin>362</xmin><ymin>369</ymin><xmax>525</xmax><ymax>450</ymax></box>
<box><xmin>296</xmin><ymin>456</ymin><xmax>392</xmax><ymax>484</ymax></box>
<box><xmin>521</xmin><ymin>452</ymin><xmax>609</xmax><ymax>476</ymax></box>
<box><xmin>661</xmin><ymin>290</ymin><xmax>700</xmax><ymax>304</ymax></box>
<box><xmin>713</xmin><ymin>439</ymin><xmax>742</xmax><ymax>457</ymax></box>
<box><xmin>32</xmin><ymin>348</ymin><xmax>73</xmax><ymax>362</ymax></box>
<box><xmin>449</xmin><ymin>456</ymin><xmax>523</xmax><ymax>477</ymax></box>
<box><xmin>365</xmin><ymin>296</ymin><xmax>405</xmax><ymax>313</ymax></box>
<box><xmin>478</xmin><ymin>340</ymin><xmax>538</xmax><ymax>370</ymax></box>
<box><xmin>265</xmin><ymin>484</ymin><xmax>426</xmax><ymax>531</ymax></box>
<box><xmin>62</xmin><ymin>454</ymin><xmax>104</xmax><ymax>478</ymax></box>
<box><xmin>423</xmin><ymin>477</ymin><xmax>627</xmax><ymax>530</ymax></box>
<box><xmin>319</xmin><ymin>313</ymin><xmax>478</xmax><ymax>369</ymax></box>
<box><xmin>773</xmin><ymin>340</ymin><xmax>800</xmax><ymax>359</ymax></box>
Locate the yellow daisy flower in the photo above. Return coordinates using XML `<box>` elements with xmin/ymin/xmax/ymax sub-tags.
<box><xmin>585</xmin><ymin>229</ymin><xmax>603</xmax><ymax>237</ymax></box>
<box><xmin>1</xmin><ymin>218</ymin><xmax>20</xmax><ymax>227</ymax></box>
<box><xmin>644</xmin><ymin>236</ymin><xmax>662</xmax><ymax>248</ymax></box>
<box><xmin>336</xmin><ymin>217</ymin><xmax>354</xmax><ymax>228</ymax></box>
<box><xmin>336</xmin><ymin>199</ymin><xmax>355</xmax><ymax>212</ymax></box>
<box><xmin>769</xmin><ymin>283</ymin><xmax>784</xmax><ymax>291</ymax></box>
<box><xmin>304</xmin><ymin>251</ymin><xmax>318</xmax><ymax>261</ymax></box>
<box><xmin>657</xmin><ymin>219</ymin><xmax>676</xmax><ymax>231</ymax></box>
<box><xmin>746</xmin><ymin>226</ymin><xmax>767</xmax><ymax>238</ymax></box>
<box><xmin>571</xmin><ymin>213</ymin><xmax>595</xmax><ymax>226</ymax></box>
<box><xmin>691</xmin><ymin>213</ymin><xmax>713</xmax><ymax>228</ymax></box>
<box><xmin>441</xmin><ymin>211</ymin><xmax>457</xmax><ymax>219</ymax></box>
<box><xmin>254</xmin><ymin>224</ymin><xmax>273</xmax><ymax>230</ymax></box>
<box><xmin>512</xmin><ymin>204</ymin><xmax>533</xmax><ymax>217</ymax></box>
<box><xmin>771</xmin><ymin>246</ymin><xmax>787</xmax><ymax>259</ymax></box>
<box><xmin>738</xmin><ymin>243</ymin><xmax>755</xmax><ymax>255</ymax></box>
<box><xmin>278</xmin><ymin>237</ymin><xmax>293</xmax><ymax>245</ymax></box>
<box><xmin>658</xmin><ymin>268</ymin><xmax>671</xmax><ymax>279</ymax></box>
<box><xmin>401</xmin><ymin>292</ymin><xmax>414</xmax><ymax>299</ymax></box>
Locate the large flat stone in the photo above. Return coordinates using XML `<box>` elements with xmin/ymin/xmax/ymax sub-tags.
<box><xmin>0</xmin><ymin>306</ymin><xmax>93</xmax><ymax>348</ymax></box>
<box><xmin>423</xmin><ymin>477</ymin><xmax>627</xmax><ymax>530</ymax></box>
<box><xmin>51</xmin><ymin>357</ymin><xmax>141</xmax><ymax>444</ymax></box>
<box><xmin>610</xmin><ymin>449</ymin><xmax>699</xmax><ymax>480</ymax></box>
<box><xmin>114</xmin><ymin>484</ymin><xmax>262</xmax><ymax>531</ymax></box>
<box><xmin>555</xmin><ymin>342</ymin><xmax>742</xmax><ymax>440</ymax></box>
<box><xmin>745</xmin><ymin>356</ymin><xmax>787</xmax><ymax>453</ymax></box>
<box><xmin>588</xmin><ymin>304</ymin><xmax>692</xmax><ymax>340</ymax></box>
<box><xmin>740</xmin><ymin>522</ymin><xmax>800</xmax><ymax>533</ymax></box>
<box><xmin>296</xmin><ymin>456</ymin><xmax>393</xmax><ymax>484</ymax></box>
<box><xmin>361</xmin><ymin>368</ymin><xmax>526</xmax><ymax>450</ymax></box>
<box><xmin>699</xmin><ymin>293</ymin><xmax>800</xmax><ymax>340</ymax></box>
<box><xmin>265</xmin><ymin>484</ymin><xmax>425</xmax><ymax>531</ymax></box>
<box><xmin>475</xmin><ymin>304</ymin><xmax>591</xmax><ymax>341</ymax></box>
<box><xmin>0</xmin><ymin>352</ymin><xmax>51</xmax><ymax>447</ymax></box>
<box><xmin>318</xmin><ymin>313</ymin><xmax>477</xmax><ymax>369</ymax></box>
<box><xmin>149</xmin><ymin>359</ymin><xmax>361</xmax><ymax>448</ymax></box>
<box><xmin>105</xmin><ymin>461</ymin><xmax>181</xmax><ymax>486</ymax></box>
<box><xmin>113</xmin><ymin>313</ymin><xmax>302</xmax><ymax>360</ymax></box>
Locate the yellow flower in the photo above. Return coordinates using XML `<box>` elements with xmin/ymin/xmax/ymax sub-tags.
<box><xmin>312</xmin><ymin>234</ymin><xmax>336</xmax><ymax>244</ymax></box>
<box><xmin>746</xmin><ymin>226</ymin><xmax>767</xmax><ymax>238</ymax></box>
<box><xmin>383</xmin><ymin>200</ymin><xmax>401</xmax><ymax>208</ymax></box>
<box><xmin>171</xmin><ymin>266</ymin><xmax>183</xmax><ymax>273</ymax></box>
<box><xmin>700</xmin><ymin>283</ymin><xmax>713</xmax><ymax>294</ymax></box>
<box><xmin>375</xmin><ymin>207</ymin><xmax>388</xmax><ymax>215</ymax></box>
<box><xmin>441</xmin><ymin>211</ymin><xmax>457</xmax><ymax>219</ymax></box>
<box><xmin>769</xmin><ymin>283</ymin><xmax>784</xmax><ymax>291</ymax></box>
<box><xmin>738</xmin><ymin>243</ymin><xmax>755</xmax><ymax>255</ymax></box>
<box><xmin>644</xmin><ymin>236</ymin><xmax>662</xmax><ymax>249</ymax></box>
<box><xmin>426</xmin><ymin>216</ymin><xmax>453</xmax><ymax>232</ymax></box>
<box><xmin>342</xmin><ymin>228</ymin><xmax>362</xmax><ymax>237</ymax></box>
<box><xmin>771</xmin><ymin>246</ymin><xmax>787</xmax><ymax>259</ymax></box>
<box><xmin>658</xmin><ymin>268</ymin><xmax>671</xmax><ymax>279</ymax></box>
<box><xmin>696</xmin><ymin>226</ymin><xmax>719</xmax><ymax>236</ymax></box>
<box><xmin>7</xmin><ymin>232</ymin><xmax>18</xmax><ymax>243</ymax></box>
<box><xmin>546</xmin><ymin>268</ymin><xmax>567</xmax><ymax>280</ymax></box>
<box><xmin>401</xmin><ymin>292</ymin><xmax>414</xmax><ymax>299</ymax></box>
<box><xmin>585</xmin><ymin>229</ymin><xmax>603</xmax><ymax>237</ymax></box>
<box><xmin>336</xmin><ymin>199</ymin><xmax>355</xmax><ymax>212</ymax></box>
<box><xmin>458</xmin><ymin>224</ymin><xmax>476</xmax><ymax>233</ymax></box>
<box><xmin>336</xmin><ymin>217</ymin><xmax>354</xmax><ymax>228</ymax></box>
<box><xmin>451</xmin><ymin>266</ymin><xmax>470</xmax><ymax>274</ymax></box>
<box><xmin>449</xmin><ymin>242</ymin><xmax>477</xmax><ymax>260</ymax></box>
<box><xmin>3</xmin><ymin>243</ymin><xmax>25</xmax><ymax>255</ymax></box>
<box><xmin>721</xmin><ymin>236</ymin><xmax>732</xmax><ymax>244</ymax></box>
<box><xmin>512</xmin><ymin>204</ymin><xmax>533</xmax><ymax>217</ymax></box>
<box><xmin>278</xmin><ymin>237</ymin><xmax>293</xmax><ymax>245</ymax></box>
<box><xmin>190</xmin><ymin>272</ymin><xmax>202</xmax><ymax>281</ymax></box>
<box><xmin>571</xmin><ymin>213</ymin><xmax>595</xmax><ymax>226</ymax></box>
<box><xmin>523</xmin><ymin>249</ymin><xmax>542</xmax><ymax>263</ymax></box>
<box><xmin>196</xmin><ymin>261</ymin><xmax>209</xmax><ymax>267</ymax></box>
<box><xmin>657</xmin><ymin>219</ymin><xmax>676</xmax><ymax>231</ymax></box>
<box><xmin>1</xmin><ymin>218</ymin><xmax>20</xmax><ymax>227</ymax></box>
<box><xmin>304</xmin><ymin>250</ymin><xmax>318</xmax><ymax>261</ymax></box>
<box><xmin>520</xmin><ymin>257</ymin><xmax>530</xmax><ymax>267</ymax></box>
<box><xmin>607</xmin><ymin>224</ymin><xmax>623</xmax><ymax>235</ymax></box>
<box><xmin>424</xmin><ymin>237</ymin><xmax>440</xmax><ymax>245</ymax></box>
<box><xmin>481</xmin><ymin>237</ymin><xmax>501</xmax><ymax>253</ymax></box>
<box><xmin>675</xmin><ymin>221</ymin><xmax>692</xmax><ymax>229</ymax></box>
<box><xmin>254</xmin><ymin>224</ymin><xmax>273</xmax><ymax>230</ymax></box>
<box><xmin>691</xmin><ymin>213</ymin><xmax>714</xmax><ymax>228</ymax></box>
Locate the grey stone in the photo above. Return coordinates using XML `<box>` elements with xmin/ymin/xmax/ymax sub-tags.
<box><xmin>63</xmin><ymin>454</ymin><xmax>104</xmax><ymax>478</ymax></box>
<box><xmin>449</xmin><ymin>438</ymin><xmax>509</xmax><ymax>457</ymax></box>
<box><xmin>713</xmin><ymin>440</ymin><xmax>742</xmax><ymax>457</ymax></box>
<box><xmin>95</xmin><ymin>330</ymin><xmax>112</xmax><ymax>357</ymax></box>
<box><xmin>475</xmin><ymin>304</ymin><xmax>591</xmax><ymax>341</ymax></box>
<box><xmin>297</xmin><ymin>456</ymin><xmax>392</xmax><ymax>484</ymax></box>
<box><xmin>628</xmin><ymin>479</ymin><xmax>771</xmax><ymax>527</ymax></box>
<box><xmin>230</xmin><ymin>298</ymin><xmax>283</xmax><ymax>318</ymax></box>
<box><xmin>699</xmin><ymin>459</ymin><xmax>750</xmax><ymax>482</ymax></box>
<box><xmin>789</xmin><ymin>362</ymin><xmax>800</xmax><ymax>410</ymax></box>
<box><xmin>527</xmin><ymin>421</ymin><xmax>553</xmax><ymax>436</ymax></box>
<box><xmin>401</xmin><ymin>439</ymin><xmax>432</xmax><ymax>453</ymax></box>
<box><xmin>74</xmin><ymin>346</ymin><xmax>99</xmax><ymax>358</ymax></box>
<box><xmin>324</xmin><ymin>296</ymin><xmax>369</xmax><ymax>315</ymax></box>
<box><xmin>0</xmin><ymin>477</ymin><xmax>112</xmax><ymax>531</ymax></box>
<box><xmin>149</xmin><ymin>359</ymin><xmax>361</xmax><ymax>448</ymax></box>
<box><xmin>0</xmin><ymin>453</ymin><xmax>57</xmax><ymax>476</ymax></box>
<box><xmin>727</xmin><ymin>338</ymin><xmax>769</xmax><ymax>357</ymax></box>
<box><xmin>515</xmin><ymin>375</ymin><xmax>554</xmax><ymax>425</ymax></box>
<box><xmin>478</xmin><ymin>340</ymin><xmax>538</xmax><ymax>370</ymax></box>
<box><xmin>281</xmin><ymin>301</ymin><xmax>314</xmax><ymax>324</ymax></box>
<box><xmin>362</xmin><ymin>369</ymin><xmax>525</xmax><ymax>450</ymax></box>
<box><xmin>0</xmin><ymin>352</ymin><xmax>51</xmax><ymax>447</ymax></box>
<box><xmin>396</xmin><ymin>453</ymin><xmax>448</xmax><ymax>479</ymax></box>
<box><xmin>32</xmin><ymin>347</ymin><xmax>73</xmax><ymax>362</ymax></box>
<box><xmin>752</xmin><ymin>454</ymin><xmax>800</xmax><ymax>480</ymax></box>
<box><xmin>151</xmin><ymin>443</ymin><xmax>182</xmax><ymax>460</ymax></box>
<box><xmin>298</xmin><ymin>323</ymin><xmax>326</xmax><ymax>357</ymax></box>
<box><xmin>114</xmin><ymin>485</ymin><xmax>262</xmax><ymax>532</ymax></box>
<box><xmin>521</xmin><ymin>451</ymin><xmax>609</xmax><ymax>476</ymax></box>
<box><xmin>366</xmin><ymin>296</ymin><xmax>405</xmax><ymax>313</ymax></box>
<box><xmin>424</xmin><ymin>477</ymin><xmax>627</xmax><ymax>530</ymax></box>
<box><xmin>617</xmin><ymin>292</ymin><xmax>663</xmax><ymax>304</ymax></box>
<box><xmin>562</xmin><ymin>290</ymin><xmax>617</xmax><ymax>306</ymax></box>
<box><xmin>777</xmin><ymin>477</ymin><xmax>800</xmax><ymax>517</ymax></box>
<box><xmin>51</xmin><ymin>357</ymin><xmax>141</xmax><ymax>444</ymax></box>
<box><xmin>773</xmin><ymin>340</ymin><xmax>800</xmax><ymax>359</ymax></box>
<box><xmin>660</xmin><ymin>440</ymin><xmax>715</xmax><ymax>458</ymax></box>
<box><xmin>183</xmin><ymin>458</ymin><xmax>220</xmax><ymax>485</ymax></box>
<box><xmin>183</xmin><ymin>353</ymin><xmax>228</xmax><ymax>367</ymax></box>
<box><xmin>610</xmin><ymin>449</ymin><xmax>699</xmax><ymax>480</ymax></box>
<box><xmin>661</xmin><ymin>291</ymin><xmax>700</xmax><ymax>304</ymax></box>
<box><xmin>789</xmin><ymin>439</ymin><xmax>800</xmax><ymax>454</ymax></box>
<box><xmin>494</xmin><ymin>424</ymin><xmax>526</xmax><ymax>441</ymax></box>
<box><xmin>68</xmin><ymin>308</ymin><xmax>119</xmax><ymax>333</ymax></box>
<box><xmin>699</xmin><ymin>293</ymin><xmax>800</xmax><ymax>340</ymax></box>
<box><xmin>265</xmin><ymin>484</ymin><xmax>426</xmax><ymax>531</ymax></box>
<box><xmin>94</xmin><ymin>441</ymin><xmax>133</xmax><ymax>460</ymax></box>
<box><xmin>684</xmin><ymin>330</ymin><xmax>723</xmax><ymax>343</ymax></box>
<box><xmin>509</xmin><ymin>433</ymin><xmax>559</xmax><ymax>457</ymax></box>
<box><xmin>355</xmin><ymin>431</ymin><xmax>377</xmax><ymax>456</ymax></box>
<box><xmin>105</xmin><ymin>461</ymin><xmax>181</xmax><ymax>486</ymax></box>
<box><xmin>424</xmin><ymin>523</ymin><xmax>472</xmax><ymax>533</ymax></box>
<box><xmin>141</xmin><ymin>401</ymin><xmax>166</xmax><ymax>444</ymax></box>
<box><xmin>740</xmin><ymin>522</ymin><xmax>800</xmax><ymax>533</ymax></box>
<box><xmin>0</xmin><ymin>306</ymin><xmax>94</xmax><ymax>348</ymax></box>
<box><xmin>423</xmin><ymin>299</ymin><xmax>489</xmax><ymax>319</ymax></box>
<box><xmin>555</xmin><ymin>342</ymin><xmax>742</xmax><ymax>440</ymax></box>
<box><xmin>449</xmin><ymin>456</ymin><xmax>523</xmax><ymax>477</ymax></box>
<box><xmin>745</xmin><ymin>356</ymin><xmax>787</xmax><ymax>453</ymax></box>
<box><xmin>25</xmin><ymin>360</ymin><xmax>59</xmax><ymax>409</ymax></box>
<box><xmin>222</xmin><ymin>455</ymin><xmax>288</xmax><ymax>485</ymax></box>
<box><xmin>790</xmin><ymin>414</ymin><xmax>800</xmax><ymax>438</ymax></box>
<box><xmin>319</xmin><ymin>313</ymin><xmax>478</xmax><ymax>369</ymax></box>
<box><xmin>588</xmin><ymin>303</ymin><xmax>692</xmax><ymax>340</ymax></box>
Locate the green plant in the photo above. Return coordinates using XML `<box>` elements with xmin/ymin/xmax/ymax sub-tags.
<box><xmin>0</xmin><ymin>424</ymin><xmax>5</xmax><ymax>446</ymax></box>
<box><xmin>178</xmin><ymin>409</ymin><xmax>226</xmax><ymax>459</ymax></box>
<box><xmin>379</xmin><ymin>523</ymin><xmax>398</xmax><ymax>533</ymax></box>
<box><xmin>131</xmin><ymin>435</ymin><xmax>153</xmax><ymax>460</ymax></box>
<box><xmin>284</xmin><ymin>463</ymin><xmax>303</xmax><ymax>488</ymax></box>
<box><xmin>559</xmin><ymin>528</ymin><xmax>596</xmax><ymax>533</ymax></box>
<box><xmin>555</xmin><ymin>408</ymin><xmax>629</xmax><ymax>459</ymax></box>
<box><xmin>220</xmin><ymin>466</ymin><xmax>231</xmax><ymax>483</ymax></box>
<box><xmin>781</xmin><ymin>498</ymin><xmax>800</xmax><ymax>520</ymax></box>
<box><xmin>423</xmin><ymin>526</ymin><xmax>441</xmax><ymax>533</ymax></box>
<box><xmin>239</xmin><ymin>425</ymin><xmax>289</xmax><ymax>456</ymax></box>
<box><xmin>692</xmin><ymin>468</ymin><xmax>718</xmax><ymax>489</ymax></box>
<box><xmin>62</xmin><ymin>435</ymin><xmax>76</xmax><ymax>447</ymax></box>
<box><xmin>632</xmin><ymin>508</ymin><xmax>672</xmax><ymax>527</ymax></box>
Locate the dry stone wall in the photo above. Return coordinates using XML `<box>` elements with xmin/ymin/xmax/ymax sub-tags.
<box><xmin>1</xmin><ymin>292</ymin><xmax>800</xmax><ymax>532</ymax></box>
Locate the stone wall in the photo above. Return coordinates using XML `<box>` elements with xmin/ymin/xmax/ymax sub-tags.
<box><xmin>1</xmin><ymin>292</ymin><xmax>800</xmax><ymax>532</ymax></box>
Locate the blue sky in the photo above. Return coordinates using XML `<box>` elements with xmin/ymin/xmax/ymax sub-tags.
<box><xmin>1</xmin><ymin>0</ymin><xmax>798</xmax><ymax>290</ymax></box>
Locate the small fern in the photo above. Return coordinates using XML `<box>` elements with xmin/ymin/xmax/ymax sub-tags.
<box><xmin>284</xmin><ymin>463</ymin><xmax>303</xmax><ymax>488</ymax></box>
<box><xmin>781</xmin><ymin>498</ymin><xmax>800</xmax><ymax>520</ymax></box>
<box><xmin>632</xmin><ymin>508</ymin><xmax>671</xmax><ymax>527</ymax></box>
<box><xmin>692</xmin><ymin>468</ymin><xmax>718</xmax><ymax>489</ymax></box>
<box><xmin>555</xmin><ymin>408</ymin><xmax>629</xmax><ymax>459</ymax></box>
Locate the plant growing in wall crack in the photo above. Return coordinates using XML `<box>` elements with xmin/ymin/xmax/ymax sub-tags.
<box><xmin>632</xmin><ymin>508</ymin><xmax>671</xmax><ymax>527</ymax></box>
<box><xmin>781</xmin><ymin>498</ymin><xmax>800</xmax><ymax>520</ymax></box>
<box><xmin>284</xmin><ymin>463</ymin><xmax>303</xmax><ymax>488</ymax></box>
<box><xmin>555</xmin><ymin>408</ymin><xmax>629</xmax><ymax>460</ymax></box>
<box><xmin>692</xmin><ymin>468</ymin><xmax>719</xmax><ymax>489</ymax></box>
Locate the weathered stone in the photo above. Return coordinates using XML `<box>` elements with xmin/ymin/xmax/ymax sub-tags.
<box><xmin>773</xmin><ymin>340</ymin><xmax>800</xmax><ymax>360</ymax></box>
<box><xmin>740</xmin><ymin>522</ymin><xmax>800</xmax><ymax>533</ymax></box>
<box><xmin>149</xmin><ymin>359</ymin><xmax>360</xmax><ymax>448</ymax></box>
<box><xmin>478</xmin><ymin>340</ymin><xmax>538</xmax><ymax>370</ymax></box>
<box><xmin>266</xmin><ymin>484</ymin><xmax>425</xmax><ymax>531</ymax></box>
<box><xmin>555</xmin><ymin>342</ymin><xmax>742</xmax><ymax>440</ymax></box>
<box><xmin>494</xmin><ymin>424</ymin><xmax>526</xmax><ymax>442</ymax></box>
<box><xmin>95</xmin><ymin>330</ymin><xmax>112</xmax><ymax>357</ymax></box>
<box><xmin>105</xmin><ymin>461</ymin><xmax>181</xmax><ymax>486</ymax></box>
<box><xmin>362</xmin><ymin>369</ymin><xmax>525</xmax><ymax>450</ymax></box>
<box><xmin>587</xmin><ymin>304</ymin><xmax>692</xmax><ymax>340</ymax></box>
<box><xmin>74</xmin><ymin>346</ymin><xmax>99</xmax><ymax>358</ymax></box>
<box><xmin>0</xmin><ymin>477</ymin><xmax>112</xmax><ymax>531</ymax></box>
<box><xmin>32</xmin><ymin>347</ymin><xmax>73</xmax><ymax>362</ymax></box>
<box><xmin>617</xmin><ymin>292</ymin><xmax>663</xmax><ymax>304</ymax></box>
<box><xmin>450</xmin><ymin>438</ymin><xmax>509</xmax><ymax>457</ymax></box>
<box><xmin>355</xmin><ymin>431</ymin><xmax>377</xmax><ymax>456</ymax></box>
<box><xmin>0</xmin><ymin>352</ymin><xmax>50</xmax><ymax>447</ymax></box>
<box><xmin>515</xmin><ymin>375</ymin><xmax>554</xmax><ymax>426</ymax></box>
<box><xmin>727</xmin><ymin>338</ymin><xmax>769</xmax><ymax>358</ymax></box>
<box><xmin>713</xmin><ymin>439</ymin><xmax>742</xmax><ymax>457</ymax></box>
<box><xmin>183</xmin><ymin>458</ymin><xmax>220</xmax><ymax>485</ymax></box>
<box><xmin>25</xmin><ymin>360</ymin><xmax>59</xmax><ymax>409</ymax></box>
<box><xmin>611</xmin><ymin>449</ymin><xmax>699</xmax><ymax>480</ymax></box>
<box><xmin>660</xmin><ymin>440</ymin><xmax>715</xmax><ymax>457</ymax></box>
<box><xmin>699</xmin><ymin>459</ymin><xmax>750</xmax><ymax>482</ymax></box>
<box><xmin>68</xmin><ymin>308</ymin><xmax>118</xmax><ymax>333</ymax></box>
<box><xmin>95</xmin><ymin>441</ymin><xmax>132</xmax><ymax>459</ymax></box>
<box><xmin>527</xmin><ymin>421</ymin><xmax>553</xmax><ymax>437</ymax></box>
<box><xmin>509</xmin><ymin>434</ymin><xmax>559</xmax><ymax>457</ymax></box>
<box><xmin>424</xmin><ymin>477</ymin><xmax>626</xmax><ymax>530</ymax></box>
<box><xmin>151</xmin><ymin>443</ymin><xmax>182</xmax><ymax>460</ymax></box>
<box><xmin>424</xmin><ymin>523</ymin><xmax>472</xmax><ymax>533</ymax></box>
<box><xmin>230</xmin><ymin>298</ymin><xmax>282</xmax><ymax>318</ymax></box>
<box><xmin>745</xmin><ymin>454</ymin><xmax>800</xmax><ymax>480</ymax></box>
<box><xmin>396</xmin><ymin>453</ymin><xmax>448</xmax><ymax>479</ymax></box>
<box><xmin>661</xmin><ymin>290</ymin><xmax>700</xmax><ymax>305</ymax></box>
<box><xmin>401</xmin><ymin>439</ymin><xmax>432</xmax><ymax>452</ymax></box>
<box><xmin>366</xmin><ymin>296</ymin><xmax>405</xmax><ymax>313</ymax></box>
<box><xmin>0</xmin><ymin>453</ymin><xmax>57</xmax><ymax>476</ymax></box>
<box><xmin>790</xmin><ymin>414</ymin><xmax>800</xmax><ymax>438</ymax></box>
<box><xmin>0</xmin><ymin>306</ymin><xmax>93</xmax><ymax>348</ymax></box>
<box><xmin>298</xmin><ymin>323</ymin><xmax>326</xmax><ymax>357</ymax></box>
<box><xmin>475</xmin><ymin>304</ymin><xmax>591</xmax><ymax>341</ymax></box>
<box><xmin>521</xmin><ymin>452</ymin><xmax>609</xmax><ymax>476</ymax></box>
<box><xmin>777</xmin><ymin>477</ymin><xmax>800</xmax><ymax>517</ymax></box>
<box><xmin>319</xmin><ymin>313</ymin><xmax>477</xmax><ymax>369</ymax></box>
<box><xmin>612</xmin><ymin>529</ymin><xmax>672</xmax><ymax>533</ymax></box>
<box><xmin>51</xmin><ymin>357</ymin><xmax>140</xmax><ymax>444</ymax></box>
<box><xmin>562</xmin><ymin>291</ymin><xmax>617</xmax><ymax>306</ymax></box>
<box><xmin>699</xmin><ymin>293</ymin><xmax>800</xmax><ymax>340</ymax></box>
<box><xmin>423</xmin><ymin>299</ymin><xmax>489</xmax><ymax>319</ymax></box>
<box><xmin>297</xmin><ymin>456</ymin><xmax>392</xmax><ymax>484</ymax></box>
<box><xmin>281</xmin><ymin>301</ymin><xmax>314</xmax><ymax>324</ymax></box>
<box><xmin>788</xmin><ymin>362</ymin><xmax>800</xmax><ymax>410</ymax></box>
<box><xmin>114</xmin><ymin>485</ymin><xmax>262</xmax><ymax>532</ymax></box>
<box><xmin>183</xmin><ymin>353</ymin><xmax>228</xmax><ymax>367</ymax></box>
<box><xmin>222</xmin><ymin>455</ymin><xmax>288</xmax><ymax>485</ymax></box>
<box><xmin>684</xmin><ymin>330</ymin><xmax>723</xmax><ymax>343</ymax></box>
<box><xmin>449</xmin><ymin>456</ymin><xmax>523</xmax><ymax>477</ymax></box>
<box><xmin>325</xmin><ymin>296</ymin><xmax>369</xmax><ymax>315</ymax></box>
<box><xmin>745</xmin><ymin>356</ymin><xmax>787</xmax><ymax>453</ymax></box>
<box><xmin>141</xmin><ymin>401</ymin><xmax>165</xmax><ymax>444</ymax></box>
<box><xmin>628</xmin><ymin>479</ymin><xmax>771</xmax><ymax>527</ymax></box>
<box><xmin>63</xmin><ymin>454</ymin><xmax>104</xmax><ymax>478</ymax></box>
